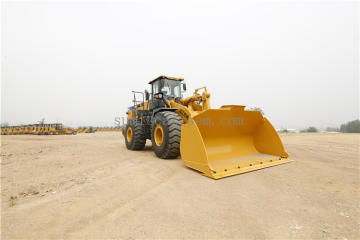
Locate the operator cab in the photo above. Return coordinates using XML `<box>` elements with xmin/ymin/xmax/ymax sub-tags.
<box><xmin>55</xmin><ymin>124</ymin><xmax>62</xmax><ymax>130</ymax></box>
<box><xmin>147</xmin><ymin>75</ymin><xmax>186</xmax><ymax>110</ymax></box>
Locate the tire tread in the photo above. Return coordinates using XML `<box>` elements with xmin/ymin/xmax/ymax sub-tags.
<box><xmin>152</xmin><ymin>112</ymin><xmax>182</xmax><ymax>159</ymax></box>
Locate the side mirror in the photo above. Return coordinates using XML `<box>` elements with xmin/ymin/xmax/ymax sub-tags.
<box><xmin>145</xmin><ymin>90</ymin><xmax>150</xmax><ymax>101</ymax></box>
<box><xmin>182</xmin><ymin>83</ymin><xmax>187</xmax><ymax>91</ymax></box>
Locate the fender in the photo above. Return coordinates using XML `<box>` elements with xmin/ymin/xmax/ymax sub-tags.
<box><xmin>152</xmin><ymin>108</ymin><xmax>178</xmax><ymax>118</ymax></box>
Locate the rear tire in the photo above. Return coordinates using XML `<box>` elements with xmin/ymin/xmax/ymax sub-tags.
<box><xmin>151</xmin><ymin>112</ymin><xmax>182</xmax><ymax>159</ymax></box>
<box><xmin>122</xmin><ymin>127</ymin><xmax>126</xmax><ymax>137</ymax></box>
<box><xmin>125</xmin><ymin>118</ymin><xmax>146</xmax><ymax>150</ymax></box>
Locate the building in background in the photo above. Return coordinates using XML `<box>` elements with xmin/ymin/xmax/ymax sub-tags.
<box><xmin>276</xmin><ymin>128</ymin><xmax>299</xmax><ymax>133</ymax></box>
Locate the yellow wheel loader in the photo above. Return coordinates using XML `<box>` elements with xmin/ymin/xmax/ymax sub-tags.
<box><xmin>18</xmin><ymin>127</ymin><xmax>26</xmax><ymax>134</ymax></box>
<box><xmin>9</xmin><ymin>126</ymin><xmax>20</xmax><ymax>135</ymax></box>
<box><xmin>47</xmin><ymin>123</ymin><xmax>63</xmax><ymax>135</ymax></box>
<box><xmin>23</xmin><ymin>125</ymin><xmax>31</xmax><ymax>134</ymax></box>
<box><xmin>124</xmin><ymin>76</ymin><xmax>293</xmax><ymax>179</ymax></box>
<box><xmin>1</xmin><ymin>127</ymin><xmax>8</xmax><ymax>135</ymax></box>
<box><xmin>76</xmin><ymin>127</ymin><xmax>84</xmax><ymax>133</ymax></box>
<box><xmin>31</xmin><ymin>124</ymin><xmax>43</xmax><ymax>135</ymax></box>
<box><xmin>85</xmin><ymin>126</ymin><xmax>96</xmax><ymax>133</ymax></box>
<box><xmin>77</xmin><ymin>126</ymin><xmax>93</xmax><ymax>133</ymax></box>
<box><xmin>4</xmin><ymin>127</ymin><xmax>13</xmax><ymax>135</ymax></box>
<box><xmin>61</xmin><ymin>126</ymin><xmax>77</xmax><ymax>135</ymax></box>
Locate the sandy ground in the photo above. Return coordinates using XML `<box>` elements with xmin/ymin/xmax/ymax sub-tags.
<box><xmin>1</xmin><ymin>132</ymin><xmax>359</xmax><ymax>239</ymax></box>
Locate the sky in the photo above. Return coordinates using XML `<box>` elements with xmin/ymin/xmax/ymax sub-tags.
<box><xmin>1</xmin><ymin>1</ymin><xmax>359</xmax><ymax>129</ymax></box>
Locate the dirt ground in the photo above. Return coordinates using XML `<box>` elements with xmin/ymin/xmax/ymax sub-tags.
<box><xmin>1</xmin><ymin>132</ymin><xmax>359</xmax><ymax>239</ymax></box>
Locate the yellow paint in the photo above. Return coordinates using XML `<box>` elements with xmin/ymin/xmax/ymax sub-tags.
<box><xmin>127</xmin><ymin>127</ymin><xmax>133</xmax><ymax>142</ymax></box>
<box><xmin>180</xmin><ymin>107</ymin><xmax>292</xmax><ymax>179</ymax></box>
<box><xmin>154</xmin><ymin>125</ymin><xmax>164</xmax><ymax>146</ymax></box>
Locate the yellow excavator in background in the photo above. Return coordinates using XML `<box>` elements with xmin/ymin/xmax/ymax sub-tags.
<box><xmin>123</xmin><ymin>75</ymin><xmax>293</xmax><ymax>179</ymax></box>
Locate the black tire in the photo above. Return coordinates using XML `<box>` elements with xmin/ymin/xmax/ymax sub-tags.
<box><xmin>151</xmin><ymin>112</ymin><xmax>182</xmax><ymax>159</ymax></box>
<box><xmin>122</xmin><ymin>127</ymin><xmax>126</xmax><ymax>137</ymax></box>
<box><xmin>125</xmin><ymin>118</ymin><xmax>146</xmax><ymax>150</ymax></box>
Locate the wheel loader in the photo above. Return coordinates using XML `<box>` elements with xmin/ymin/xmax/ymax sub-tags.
<box><xmin>86</xmin><ymin>126</ymin><xmax>96</xmax><ymax>133</ymax></box>
<box><xmin>7</xmin><ymin>126</ymin><xmax>20</xmax><ymax>135</ymax></box>
<box><xmin>124</xmin><ymin>75</ymin><xmax>293</xmax><ymax>179</ymax></box>
<box><xmin>18</xmin><ymin>127</ymin><xmax>26</xmax><ymax>134</ymax></box>
<box><xmin>60</xmin><ymin>126</ymin><xmax>77</xmax><ymax>135</ymax></box>
<box><xmin>47</xmin><ymin>123</ymin><xmax>63</xmax><ymax>135</ymax></box>
<box><xmin>1</xmin><ymin>126</ymin><xmax>9</xmax><ymax>135</ymax></box>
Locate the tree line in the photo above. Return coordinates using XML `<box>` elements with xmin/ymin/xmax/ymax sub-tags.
<box><xmin>326</xmin><ymin>119</ymin><xmax>359</xmax><ymax>133</ymax></box>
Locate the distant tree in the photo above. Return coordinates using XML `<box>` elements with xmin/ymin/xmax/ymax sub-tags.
<box><xmin>340</xmin><ymin>119</ymin><xmax>360</xmax><ymax>133</ymax></box>
<box><xmin>326</xmin><ymin>127</ymin><xmax>339</xmax><ymax>132</ymax></box>
<box><xmin>300</xmin><ymin>130</ymin><xmax>306</xmax><ymax>133</ymax></box>
<box><xmin>340</xmin><ymin>124</ymin><xmax>346</xmax><ymax>133</ymax></box>
<box><xmin>248</xmin><ymin>107</ymin><xmax>265</xmax><ymax>116</ymax></box>
<box><xmin>283</xmin><ymin>129</ymin><xmax>289</xmax><ymax>132</ymax></box>
<box><xmin>306</xmin><ymin>126</ymin><xmax>318</xmax><ymax>132</ymax></box>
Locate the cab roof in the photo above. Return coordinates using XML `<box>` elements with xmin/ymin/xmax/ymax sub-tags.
<box><xmin>148</xmin><ymin>75</ymin><xmax>184</xmax><ymax>84</ymax></box>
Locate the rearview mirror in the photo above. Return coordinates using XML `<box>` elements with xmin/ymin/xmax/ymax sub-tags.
<box><xmin>182</xmin><ymin>83</ymin><xmax>187</xmax><ymax>91</ymax></box>
<box><xmin>145</xmin><ymin>90</ymin><xmax>150</xmax><ymax>101</ymax></box>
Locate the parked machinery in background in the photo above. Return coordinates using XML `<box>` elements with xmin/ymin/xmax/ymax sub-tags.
<box><xmin>1</xmin><ymin>123</ymin><xmax>76</xmax><ymax>135</ymax></box>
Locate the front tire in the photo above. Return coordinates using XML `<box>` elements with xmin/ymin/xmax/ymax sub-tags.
<box><xmin>151</xmin><ymin>112</ymin><xmax>182</xmax><ymax>159</ymax></box>
<box><xmin>125</xmin><ymin>118</ymin><xmax>146</xmax><ymax>150</ymax></box>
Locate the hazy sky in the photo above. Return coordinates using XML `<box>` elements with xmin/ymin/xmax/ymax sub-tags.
<box><xmin>2</xmin><ymin>1</ymin><xmax>359</xmax><ymax>129</ymax></box>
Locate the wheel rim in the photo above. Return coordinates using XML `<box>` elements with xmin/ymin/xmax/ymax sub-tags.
<box><xmin>127</xmin><ymin>127</ymin><xmax>133</xmax><ymax>142</ymax></box>
<box><xmin>154</xmin><ymin>125</ymin><xmax>164</xmax><ymax>147</ymax></box>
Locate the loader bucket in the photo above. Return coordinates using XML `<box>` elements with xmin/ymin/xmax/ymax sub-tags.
<box><xmin>180</xmin><ymin>105</ymin><xmax>293</xmax><ymax>179</ymax></box>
